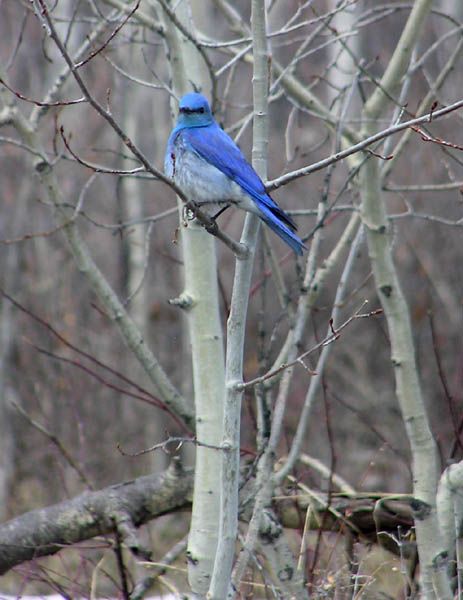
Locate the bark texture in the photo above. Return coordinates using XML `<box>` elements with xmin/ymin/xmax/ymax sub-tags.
<box><xmin>0</xmin><ymin>461</ymin><xmax>192</xmax><ymax>575</ymax></box>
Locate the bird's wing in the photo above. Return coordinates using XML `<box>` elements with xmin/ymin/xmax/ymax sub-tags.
<box><xmin>183</xmin><ymin>124</ymin><xmax>297</xmax><ymax>230</ymax></box>
<box><xmin>184</xmin><ymin>124</ymin><xmax>265</xmax><ymax>193</ymax></box>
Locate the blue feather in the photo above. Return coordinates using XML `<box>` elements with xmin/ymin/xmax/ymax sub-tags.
<box><xmin>165</xmin><ymin>93</ymin><xmax>306</xmax><ymax>255</ymax></box>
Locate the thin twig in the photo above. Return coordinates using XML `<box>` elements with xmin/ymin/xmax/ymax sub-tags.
<box><xmin>268</xmin><ymin>99</ymin><xmax>463</xmax><ymax>191</ymax></box>
<box><xmin>34</xmin><ymin>0</ymin><xmax>247</xmax><ymax>258</ymax></box>
<box><xmin>11</xmin><ymin>399</ymin><xmax>92</xmax><ymax>488</ymax></box>
<box><xmin>0</xmin><ymin>75</ymin><xmax>86</xmax><ymax>107</ymax></box>
<box><xmin>117</xmin><ymin>435</ymin><xmax>223</xmax><ymax>458</ymax></box>
<box><xmin>75</xmin><ymin>0</ymin><xmax>141</xmax><ymax>69</ymax></box>
<box><xmin>239</xmin><ymin>305</ymin><xmax>382</xmax><ymax>390</ymax></box>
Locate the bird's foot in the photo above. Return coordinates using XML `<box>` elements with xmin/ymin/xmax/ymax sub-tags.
<box><xmin>211</xmin><ymin>203</ymin><xmax>231</xmax><ymax>221</ymax></box>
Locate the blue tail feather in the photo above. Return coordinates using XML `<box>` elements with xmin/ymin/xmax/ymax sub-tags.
<box><xmin>258</xmin><ymin>204</ymin><xmax>305</xmax><ymax>255</ymax></box>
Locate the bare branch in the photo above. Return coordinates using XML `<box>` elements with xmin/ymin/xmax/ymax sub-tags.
<box><xmin>74</xmin><ymin>0</ymin><xmax>142</xmax><ymax>69</ymax></box>
<box><xmin>33</xmin><ymin>0</ymin><xmax>247</xmax><ymax>258</ymax></box>
<box><xmin>0</xmin><ymin>75</ymin><xmax>86</xmax><ymax>107</ymax></box>
<box><xmin>0</xmin><ymin>461</ymin><xmax>192</xmax><ymax>576</ymax></box>
<box><xmin>240</xmin><ymin>304</ymin><xmax>381</xmax><ymax>390</ymax></box>
<box><xmin>11</xmin><ymin>399</ymin><xmax>92</xmax><ymax>489</ymax></box>
<box><xmin>268</xmin><ymin>99</ymin><xmax>463</xmax><ymax>191</ymax></box>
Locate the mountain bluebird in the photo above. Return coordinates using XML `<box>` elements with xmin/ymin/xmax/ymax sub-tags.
<box><xmin>165</xmin><ymin>92</ymin><xmax>305</xmax><ymax>255</ymax></box>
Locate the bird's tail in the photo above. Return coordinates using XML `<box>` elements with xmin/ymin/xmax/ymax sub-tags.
<box><xmin>258</xmin><ymin>205</ymin><xmax>306</xmax><ymax>255</ymax></box>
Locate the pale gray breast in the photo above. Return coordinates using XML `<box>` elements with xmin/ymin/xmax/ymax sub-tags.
<box><xmin>167</xmin><ymin>133</ymin><xmax>261</xmax><ymax>217</ymax></box>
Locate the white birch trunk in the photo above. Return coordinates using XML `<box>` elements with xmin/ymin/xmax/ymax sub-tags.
<box><xmin>161</xmin><ymin>1</ymin><xmax>225</xmax><ymax>593</ymax></box>
<box><xmin>437</xmin><ymin>462</ymin><xmax>463</xmax><ymax>565</ymax></box>
<box><xmin>359</xmin><ymin>2</ymin><xmax>452</xmax><ymax>596</ymax></box>
<box><xmin>208</xmin><ymin>1</ymin><xmax>268</xmax><ymax>596</ymax></box>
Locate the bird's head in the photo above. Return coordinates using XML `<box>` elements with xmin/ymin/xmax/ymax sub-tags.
<box><xmin>177</xmin><ymin>92</ymin><xmax>213</xmax><ymax>128</ymax></box>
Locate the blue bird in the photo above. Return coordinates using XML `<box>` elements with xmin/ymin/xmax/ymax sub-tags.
<box><xmin>165</xmin><ymin>92</ymin><xmax>305</xmax><ymax>255</ymax></box>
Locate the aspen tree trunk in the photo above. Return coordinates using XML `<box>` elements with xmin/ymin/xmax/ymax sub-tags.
<box><xmin>359</xmin><ymin>0</ymin><xmax>451</xmax><ymax>597</ymax></box>
<box><xmin>209</xmin><ymin>1</ymin><xmax>276</xmax><ymax>597</ymax></box>
<box><xmin>161</xmin><ymin>1</ymin><xmax>225</xmax><ymax>594</ymax></box>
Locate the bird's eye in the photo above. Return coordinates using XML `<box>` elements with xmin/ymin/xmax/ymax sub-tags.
<box><xmin>199</xmin><ymin>107</ymin><xmax>205</xmax><ymax>113</ymax></box>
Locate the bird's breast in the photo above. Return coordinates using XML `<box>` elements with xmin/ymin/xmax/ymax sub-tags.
<box><xmin>170</xmin><ymin>138</ymin><xmax>250</xmax><ymax>204</ymax></box>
